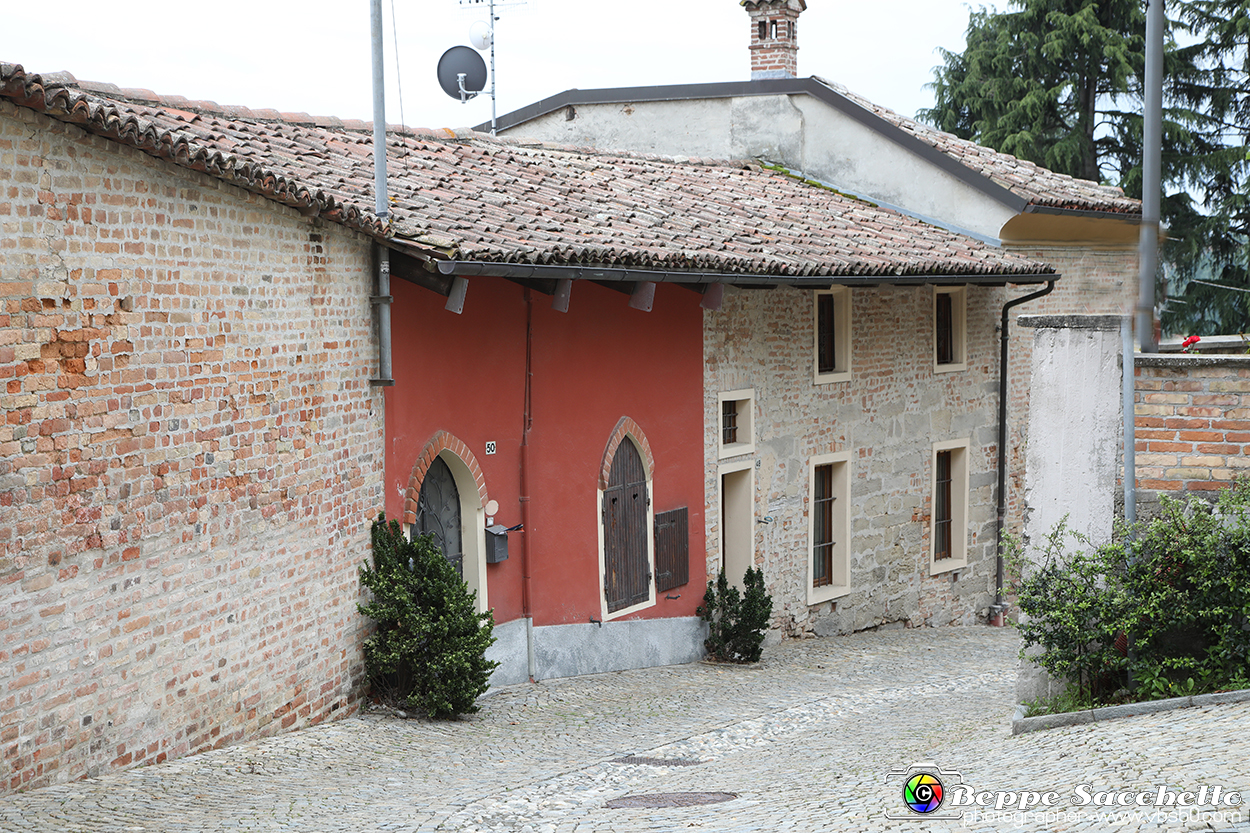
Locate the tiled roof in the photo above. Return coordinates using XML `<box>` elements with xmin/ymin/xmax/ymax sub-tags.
<box><xmin>1</xmin><ymin>63</ymin><xmax>1055</xmax><ymax>281</ymax></box>
<box><xmin>814</xmin><ymin>78</ymin><xmax>1140</xmax><ymax>216</ymax></box>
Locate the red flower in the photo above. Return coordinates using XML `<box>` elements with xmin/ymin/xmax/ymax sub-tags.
<box><xmin>1181</xmin><ymin>335</ymin><xmax>1201</xmax><ymax>352</ymax></box>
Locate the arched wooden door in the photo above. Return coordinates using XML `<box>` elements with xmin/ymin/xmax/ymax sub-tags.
<box><xmin>416</xmin><ymin>456</ymin><xmax>463</xmax><ymax>578</ymax></box>
<box><xmin>603</xmin><ymin>440</ymin><xmax>650</xmax><ymax>612</ymax></box>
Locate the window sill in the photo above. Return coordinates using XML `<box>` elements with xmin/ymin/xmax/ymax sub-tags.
<box><xmin>807</xmin><ymin>582</ymin><xmax>851</xmax><ymax>606</ymax></box>
<box><xmin>929</xmin><ymin>558</ymin><xmax>968</xmax><ymax>577</ymax></box>
<box><xmin>933</xmin><ymin>362</ymin><xmax>968</xmax><ymax>374</ymax></box>
<box><xmin>718</xmin><ymin>441</ymin><xmax>756</xmax><ymax>460</ymax></box>
<box><xmin>814</xmin><ymin>370</ymin><xmax>851</xmax><ymax>385</ymax></box>
<box><xmin>604</xmin><ymin>596</ymin><xmax>656</xmax><ymax>622</ymax></box>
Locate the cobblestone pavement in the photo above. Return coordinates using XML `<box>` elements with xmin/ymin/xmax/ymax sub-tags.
<box><xmin>2</xmin><ymin>626</ymin><xmax>1248</xmax><ymax>832</ymax></box>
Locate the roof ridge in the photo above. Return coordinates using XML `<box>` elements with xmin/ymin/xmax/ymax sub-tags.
<box><xmin>810</xmin><ymin>74</ymin><xmax>1132</xmax><ymax>201</ymax></box>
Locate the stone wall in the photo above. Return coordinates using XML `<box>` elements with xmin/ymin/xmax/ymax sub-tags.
<box><xmin>0</xmin><ymin>100</ymin><xmax>382</xmax><ymax>792</ymax></box>
<box><xmin>704</xmin><ymin>283</ymin><xmax>1003</xmax><ymax>637</ymax></box>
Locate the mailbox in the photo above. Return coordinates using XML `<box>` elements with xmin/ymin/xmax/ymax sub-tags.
<box><xmin>485</xmin><ymin>524</ymin><xmax>509</xmax><ymax>563</ymax></box>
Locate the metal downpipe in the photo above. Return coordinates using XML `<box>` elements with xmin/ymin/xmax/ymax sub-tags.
<box><xmin>992</xmin><ymin>279</ymin><xmax>1056</xmax><ymax>625</ymax></box>
<box><xmin>369</xmin><ymin>0</ymin><xmax>393</xmax><ymax>386</ymax></box>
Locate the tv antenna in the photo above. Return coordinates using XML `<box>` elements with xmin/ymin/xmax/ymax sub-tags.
<box><xmin>443</xmin><ymin>0</ymin><xmax>528</xmax><ymax>134</ymax></box>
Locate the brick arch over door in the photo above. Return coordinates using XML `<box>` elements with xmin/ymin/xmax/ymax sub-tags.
<box><xmin>404</xmin><ymin>431</ymin><xmax>489</xmax><ymax>526</ymax></box>
<box><xmin>598</xmin><ymin>416</ymin><xmax>655</xmax><ymax>491</ymax></box>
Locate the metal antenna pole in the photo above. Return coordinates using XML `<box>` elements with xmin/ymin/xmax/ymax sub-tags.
<box><xmin>489</xmin><ymin>0</ymin><xmax>498</xmax><ymax>134</ymax></box>
<box><xmin>1137</xmin><ymin>0</ymin><xmax>1164</xmax><ymax>352</ymax></box>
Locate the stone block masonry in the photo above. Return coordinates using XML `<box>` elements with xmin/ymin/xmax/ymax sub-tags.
<box><xmin>0</xmin><ymin>101</ymin><xmax>383</xmax><ymax>793</ymax></box>
<box><xmin>704</xmin><ymin>284</ymin><xmax>1003</xmax><ymax>638</ymax></box>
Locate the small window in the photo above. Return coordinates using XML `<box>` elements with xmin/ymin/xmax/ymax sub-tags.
<box><xmin>758</xmin><ymin>20</ymin><xmax>767</xmax><ymax>41</ymax></box>
<box><xmin>718</xmin><ymin>389</ymin><xmax>755</xmax><ymax>458</ymax></box>
<box><xmin>722</xmin><ymin>399</ymin><xmax>739</xmax><ymax>446</ymax></box>
<box><xmin>930</xmin><ymin>439</ymin><xmax>970</xmax><ymax>574</ymax></box>
<box><xmin>814</xmin><ymin>287</ymin><xmax>852</xmax><ymax>384</ymax></box>
<box><xmin>934</xmin><ymin>286</ymin><xmax>967</xmax><ymax>372</ymax></box>
<box><xmin>770</xmin><ymin>19</ymin><xmax>778</xmax><ymax>40</ymax></box>
<box><xmin>808</xmin><ymin>451</ymin><xmax>851</xmax><ymax>604</ymax></box>
<box><xmin>933</xmin><ymin>450</ymin><xmax>953</xmax><ymax>561</ymax></box>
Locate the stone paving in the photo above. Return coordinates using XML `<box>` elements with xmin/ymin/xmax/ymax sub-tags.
<box><xmin>1</xmin><ymin>626</ymin><xmax>1247</xmax><ymax>832</ymax></box>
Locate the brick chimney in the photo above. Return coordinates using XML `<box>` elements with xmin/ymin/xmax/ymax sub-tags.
<box><xmin>743</xmin><ymin>0</ymin><xmax>806</xmax><ymax>80</ymax></box>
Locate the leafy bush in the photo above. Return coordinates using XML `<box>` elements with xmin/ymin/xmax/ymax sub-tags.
<box><xmin>358</xmin><ymin>515</ymin><xmax>498</xmax><ymax>718</ymax></box>
<box><xmin>698</xmin><ymin>566</ymin><xmax>773</xmax><ymax>663</ymax></box>
<box><xmin>1011</xmin><ymin>479</ymin><xmax>1250</xmax><ymax>707</ymax></box>
<box><xmin>1010</xmin><ymin>519</ymin><xmax>1131</xmax><ymax>703</ymax></box>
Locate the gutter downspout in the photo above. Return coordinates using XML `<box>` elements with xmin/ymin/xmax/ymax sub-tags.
<box><xmin>521</xmin><ymin>289</ymin><xmax>536</xmax><ymax>681</ymax></box>
<box><xmin>992</xmin><ymin>279</ymin><xmax>1056</xmax><ymax>626</ymax></box>
<box><xmin>369</xmin><ymin>0</ymin><xmax>394</xmax><ymax>387</ymax></box>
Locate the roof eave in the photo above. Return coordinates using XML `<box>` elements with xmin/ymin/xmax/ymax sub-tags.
<box><xmin>432</xmin><ymin>259</ymin><xmax>1058</xmax><ymax>288</ymax></box>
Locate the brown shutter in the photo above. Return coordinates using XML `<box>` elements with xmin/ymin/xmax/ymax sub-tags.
<box><xmin>654</xmin><ymin>507</ymin><xmax>689</xmax><ymax>592</ymax></box>
<box><xmin>603</xmin><ymin>441</ymin><xmax>651</xmax><ymax>612</ymax></box>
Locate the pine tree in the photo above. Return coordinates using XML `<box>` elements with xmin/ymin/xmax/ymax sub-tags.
<box><xmin>1160</xmin><ymin>0</ymin><xmax>1250</xmax><ymax>335</ymax></box>
<box><xmin>358</xmin><ymin>515</ymin><xmax>498</xmax><ymax>719</ymax></box>
<box><xmin>923</xmin><ymin>0</ymin><xmax>1250</xmax><ymax>336</ymax></box>
<box><xmin>921</xmin><ymin>0</ymin><xmax>1145</xmax><ymax>184</ymax></box>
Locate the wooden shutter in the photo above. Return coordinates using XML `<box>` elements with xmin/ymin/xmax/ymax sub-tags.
<box><xmin>603</xmin><ymin>441</ymin><xmax>650</xmax><ymax>612</ymax></box>
<box><xmin>654</xmin><ymin>507</ymin><xmax>689</xmax><ymax>592</ymax></box>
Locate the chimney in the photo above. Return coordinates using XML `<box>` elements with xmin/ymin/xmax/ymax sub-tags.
<box><xmin>743</xmin><ymin>0</ymin><xmax>806</xmax><ymax>80</ymax></box>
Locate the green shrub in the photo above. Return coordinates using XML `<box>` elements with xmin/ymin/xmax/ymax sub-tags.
<box><xmin>1009</xmin><ymin>519</ymin><xmax>1131</xmax><ymax>702</ymax></box>
<box><xmin>698</xmin><ymin>566</ymin><xmax>773</xmax><ymax>663</ymax></box>
<box><xmin>358</xmin><ymin>515</ymin><xmax>498</xmax><ymax>719</ymax></box>
<box><xmin>1010</xmin><ymin>479</ymin><xmax>1250</xmax><ymax>707</ymax></box>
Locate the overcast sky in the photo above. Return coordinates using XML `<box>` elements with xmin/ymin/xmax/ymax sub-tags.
<box><xmin>4</xmin><ymin>1</ymin><xmax>1001</xmax><ymax>131</ymax></box>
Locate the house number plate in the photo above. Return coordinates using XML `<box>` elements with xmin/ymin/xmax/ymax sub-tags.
<box><xmin>485</xmin><ymin>441</ymin><xmax>497</xmax><ymax>455</ymax></box>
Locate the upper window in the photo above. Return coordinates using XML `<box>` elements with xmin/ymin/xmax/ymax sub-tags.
<box><xmin>807</xmin><ymin>451</ymin><xmax>851</xmax><ymax>604</ymax></box>
<box><xmin>814</xmin><ymin>287</ymin><xmax>852</xmax><ymax>384</ymax></box>
<box><xmin>930</xmin><ymin>438</ymin><xmax>970</xmax><ymax>575</ymax></box>
<box><xmin>934</xmin><ymin>286</ymin><xmax>967</xmax><ymax>372</ymax></box>
<box><xmin>718</xmin><ymin>389</ymin><xmax>756</xmax><ymax>458</ymax></box>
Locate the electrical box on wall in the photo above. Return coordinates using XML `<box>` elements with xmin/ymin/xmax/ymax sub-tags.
<box><xmin>485</xmin><ymin>524</ymin><xmax>509</xmax><ymax>563</ymax></box>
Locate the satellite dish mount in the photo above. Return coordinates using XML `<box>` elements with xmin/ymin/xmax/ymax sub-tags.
<box><xmin>437</xmin><ymin>45</ymin><xmax>488</xmax><ymax>104</ymax></box>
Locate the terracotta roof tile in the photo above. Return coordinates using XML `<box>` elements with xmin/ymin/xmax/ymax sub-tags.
<box><xmin>815</xmin><ymin>77</ymin><xmax>1139</xmax><ymax>215</ymax></box>
<box><xmin>1</xmin><ymin>63</ymin><xmax>1055</xmax><ymax>281</ymax></box>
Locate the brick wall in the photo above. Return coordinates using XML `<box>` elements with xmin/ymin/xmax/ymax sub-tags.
<box><xmin>746</xmin><ymin>2</ymin><xmax>802</xmax><ymax>78</ymax></box>
<box><xmin>704</xmin><ymin>283</ymin><xmax>1003</xmax><ymax>637</ymax></box>
<box><xmin>1134</xmin><ymin>355</ymin><xmax>1250</xmax><ymax>496</ymax></box>
<box><xmin>0</xmin><ymin>100</ymin><xmax>382</xmax><ymax>792</ymax></box>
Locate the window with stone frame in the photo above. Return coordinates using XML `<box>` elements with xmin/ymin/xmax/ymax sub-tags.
<box><xmin>934</xmin><ymin>286</ymin><xmax>967</xmax><ymax>371</ymax></box>
<box><xmin>814</xmin><ymin>287</ymin><xmax>852</xmax><ymax>384</ymax></box>
<box><xmin>807</xmin><ymin>451</ymin><xmax>851</xmax><ymax>604</ymax></box>
<box><xmin>929</xmin><ymin>439</ymin><xmax>969</xmax><ymax>574</ymax></box>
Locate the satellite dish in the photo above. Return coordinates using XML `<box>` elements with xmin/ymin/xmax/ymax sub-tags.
<box><xmin>437</xmin><ymin>46</ymin><xmax>488</xmax><ymax>103</ymax></box>
<box><xmin>469</xmin><ymin>21</ymin><xmax>493</xmax><ymax>51</ymax></box>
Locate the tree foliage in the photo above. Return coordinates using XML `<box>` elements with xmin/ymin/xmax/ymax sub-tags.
<box><xmin>1010</xmin><ymin>481</ymin><xmax>1250</xmax><ymax>707</ymax></box>
<box><xmin>697</xmin><ymin>567</ymin><xmax>773</xmax><ymax>663</ymax></box>
<box><xmin>922</xmin><ymin>0</ymin><xmax>1250</xmax><ymax>336</ymax></box>
<box><xmin>358</xmin><ymin>515</ymin><xmax>498</xmax><ymax>719</ymax></box>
